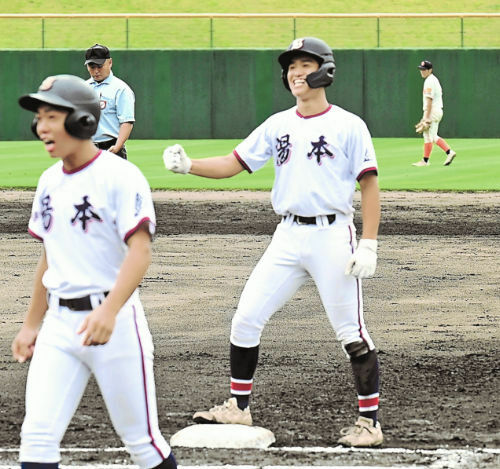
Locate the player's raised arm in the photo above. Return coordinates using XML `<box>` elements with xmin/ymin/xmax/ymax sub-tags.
<box><xmin>163</xmin><ymin>144</ymin><xmax>245</xmax><ymax>179</ymax></box>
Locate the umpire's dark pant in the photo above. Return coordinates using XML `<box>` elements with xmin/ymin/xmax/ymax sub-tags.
<box><xmin>95</xmin><ymin>138</ymin><xmax>127</xmax><ymax>159</ymax></box>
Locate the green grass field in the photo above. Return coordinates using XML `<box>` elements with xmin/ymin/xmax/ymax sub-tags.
<box><xmin>1</xmin><ymin>138</ymin><xmax>498</xmax><ymax>192</ymax></box>
<box><xmin>0</xmin><ymin>0</ymin><xmax>498</xmax><ymax>48</ymax></box>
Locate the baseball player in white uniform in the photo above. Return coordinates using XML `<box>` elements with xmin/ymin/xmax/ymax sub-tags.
<box><xmin>413</xmin><ymin>60</ymin><xmax>456</xmax><ymax>166</ymax></box>
<box><xmin>12</xmin><ymin>75</ymin><xmax>177</xmax><ymax>469</ymax></box>
<box><xmin>163</xmin><ymin>37</ymin><xmax>383</xmax><ymax>447</ymax></box>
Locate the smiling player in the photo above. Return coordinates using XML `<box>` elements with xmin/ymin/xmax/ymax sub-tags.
<box><xmin>162</xmin><ymin>37</ymin><xmax>384</xmax><ymax>447</ymax></box>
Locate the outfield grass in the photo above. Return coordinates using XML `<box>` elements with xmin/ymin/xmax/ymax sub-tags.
<box><xmin>1</xmin><ymin>0</ymin><xmax>499</xmax><ymax>48</ymax></box>
<box><xmin>1</xmin><ymin>139</ymin><xmax>498</xmax><ymax>192</ymax></box>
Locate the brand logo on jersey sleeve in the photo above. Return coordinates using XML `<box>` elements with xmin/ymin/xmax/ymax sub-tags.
<box><xmin>363</xmin><ymin>148</ymin><xmax>374</xmax><ymax>163</ymax></box>
<box><xmin>71</xmin><ymin>196</ymin><xmax>102</xmax><ymax>232</ymax></box>
<box><xmin>134</xmin><ymin>193</ymin><xmax>143</xmax><ymax>217</ymax></box>
<box><xmin>276</xmin><ymin>134</ymin><xmax>292</xmax><ymax>166</ymax></box>
<box><xmin>307</xmin><ymin>136</ymin><xmax>336</xmax><ymax>165</ymax></box>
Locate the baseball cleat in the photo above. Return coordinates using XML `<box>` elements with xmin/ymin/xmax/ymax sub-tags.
<box><xmin>412</xmin><ymin>159</ymin><xmax>429</xmax><ymax>166</ymax></box>
<box><xmin>193</xmin><ymin>397</ymin><xmax>253</xmax><ymax>426</ymax></box>
<box><xmin>337</xmin><ymin>416</ymin><xmax>383</xmax><ymax>447</ymax></box>
<box><xmin>444</xmin><ymin>150</ymin><xmax>456</xmax><ymax>166</ymax></box>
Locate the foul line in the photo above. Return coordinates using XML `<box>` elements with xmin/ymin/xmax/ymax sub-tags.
<box><xmin>0</xmin><ymin>466</ymin><xmax>425</xmax><ymax>469</ymax></box>
<box><xmin>0</xmin><ymin>446</ymin><xmax>498</xmax><ymax>469</ymax></box>
<box><xmin>271</xmin><ymin>446</ymin><xmax>500</xmax><ymax>455</ymax></box>
<box><xmin>1</xmin><ymin>446</ymin><xmax>499</xmax><ymax>455</ymax></box>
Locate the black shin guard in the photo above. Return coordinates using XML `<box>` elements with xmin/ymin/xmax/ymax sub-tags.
<box><xmin>230</xmin><ymin>343</ymin><xmax>259</xmax><ymax>409</ymax></box>
<box><xmin>230</xmin><ymin>343</ymin><xmax>259</xmax><ymax>379</ymax></box>
<box><xmin>349</xmin><ymin>347</ymin><xmax>380</xmax><ymax>423</ymax></box>
<box><xmin>350</xmin><ymin>349</ymin><xmax>379</xmax><ymax>394</ymax></box>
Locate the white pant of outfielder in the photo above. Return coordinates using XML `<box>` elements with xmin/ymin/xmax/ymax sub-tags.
<box><xmin>20</xmin><ymin>291</ymin><xmax>171</xmax><ymax>469</ymax></box>
<box><xmin>230</xmin><ymin>214</ymin><xmax>376</xmax><ymax>351</ymax></box>
<box><xmin>423</xmin><ymin>109</ymin><xmax>444</xmax><ymax>143</ymax></box>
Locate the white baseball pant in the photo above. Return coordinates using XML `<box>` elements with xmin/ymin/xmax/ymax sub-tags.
<box><xmin>423</xmin><ymin>109</ymin><xmax>444</xmax><ymax>143</ymax></box>
<box><xmin>20</xmin><ymin>292</ymin><xmax>171</xmax><ymax>469</ymax></box>
<box><xmin>230</xmin><ymin>215</ymin><xmax>376</xmax><ymax>352</ymax></box>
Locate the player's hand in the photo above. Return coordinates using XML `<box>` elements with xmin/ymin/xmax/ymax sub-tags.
<box><xmin>108</xmin><ymin>145</ymin><xmax>120</xmax><ymax>154</ymax></box>
<box><xmin>11</xmin><ymin>326</ymin><xmax>38</xmax><ymax>363</ymax></box>
<box><xmin>77</xmin><ymin>305</ymin><xmax>117</xmax><ymax>346</ymax></box>
<box><xmin>345</xmin><ymin>239</ymin><xmax>378</xmax><ymax>278</ymax></box>
<box><xmin>163</xmin><ymin>144</ymin><xmax>192</xmax><ymax>174</ymax></box>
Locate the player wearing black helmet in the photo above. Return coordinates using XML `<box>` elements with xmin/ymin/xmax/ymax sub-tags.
<box><xmin>14</xmin><ymin>74</ymin><xmax>177</xmax><ymax>469</ymax></box>
<box><xmin>19</xmin><ymin>74</ymin><xmax>100</xmax><ymax>140</ymax></box>
<box><xmin>163</xmin><ymin>37</ymin><xmax>383</xmax><ymax>448</ymax></box>
<box><xmin>278</xmin><ymin>36</ymin><xmax>336</xmax><ymax>90</ymax></box>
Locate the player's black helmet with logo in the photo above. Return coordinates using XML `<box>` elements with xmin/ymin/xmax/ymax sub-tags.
<box><xmin>19</xmin><ymin>74</ymin><xmax>100</xmax><ymax>139</ymax></box>
<box><xmin>278</xmin><ymin>37</ymin><xmax>336</xmax><ymax>91</ymax></box>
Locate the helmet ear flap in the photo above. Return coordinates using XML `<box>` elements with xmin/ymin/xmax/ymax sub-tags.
<box><xmin>305</xmin><ymin>61</ymin><xmax>336</xmax><ymax>89</ymax></box>
<box><xmin>281</xmin><ymin>61</ymin><xmax>336</xmax><ymax>92</ymax></box>
<box><xmin>64</xmin><ymin>110</ymin><xmax>98</xmax><ymax>139</ymax></box>
<box><xmin>31</xmin><ymin>116</ymin><xmax>40</xmax><ymax>139</ymax></box>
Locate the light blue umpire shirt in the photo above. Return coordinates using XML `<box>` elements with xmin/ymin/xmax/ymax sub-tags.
<box><xmin>86</xmin><ymin>71</ymin><xmax>135</xmax><ymax>144</ymax></box>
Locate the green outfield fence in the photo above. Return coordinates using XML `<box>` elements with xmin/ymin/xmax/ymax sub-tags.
<box><xmin>2</xmin><ymin>47</ymin><xmax>499</xmax><ymax>140</ymax></box>
<box><xmin>1</xmin><ymin>13</ymin><xmax>499</xmax><ymax>49</ymax></box>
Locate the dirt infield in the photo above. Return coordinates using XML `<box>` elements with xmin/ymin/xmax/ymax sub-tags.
<box><xmin>0</xmin><ymin>190</ymin><xmax>498</xmax><ymax>467</ymax></box>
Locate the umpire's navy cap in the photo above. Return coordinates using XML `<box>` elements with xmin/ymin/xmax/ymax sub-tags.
<box><xmin>418</xmin><ymin>60</ymin><xmax>433</xmax><ymax>70</ymax></box>
<box><xmin>85</xmin><ymin>44</ymin><xmax>111</xmax><ymax>65</ymax></box>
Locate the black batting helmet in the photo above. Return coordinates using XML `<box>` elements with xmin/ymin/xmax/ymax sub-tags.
<box><xmin>19</xmin><ymin>74</ymin><xmax>100</xmax><ymax>139</ymax></box>
<box><xmin>278</xmin><ymin>37</ymin><xmax>336</xmax><ymax>91</ymax></box>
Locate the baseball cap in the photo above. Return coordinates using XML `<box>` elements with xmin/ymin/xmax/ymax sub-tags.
<box><xmin>418</xmin><ymin>60</ymin><xmax>433</xmax><ymax>70</ymax></box>
<box><xmin>84</xmin><ymin>44</ymin><xmax>110</xmax><ymax>65</ymax></box>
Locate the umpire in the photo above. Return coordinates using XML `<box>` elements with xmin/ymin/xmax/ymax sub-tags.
<box><xmin>85</xmin><ymin>43</ymin><xmax>135</xmax><ymax>159</ymax></box>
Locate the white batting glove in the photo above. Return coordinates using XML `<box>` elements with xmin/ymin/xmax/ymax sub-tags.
<box><xmin>345</xmin><ymin>239</ymin><xmax>378</xmax><ymax>278</ymax></box>
<box><xmin>163</xmin><ymin>144</ymin><xmax>192</xmax><ymax>174</ymax></box>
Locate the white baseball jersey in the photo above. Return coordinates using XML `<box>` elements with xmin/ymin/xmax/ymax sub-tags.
<box><xmin>28</xmin><ymin>150</ymin><xmax>155</xmax><ymax>298</ymax></box>
<box><xmin>422</xmin><ymin>73</ymin><xmax>443</xmax><ymax>112</ymax></box>
<box><xmin>234</xmin><ymin>104</ymin><xmax>377</xmax><ymax>219</ymax></box>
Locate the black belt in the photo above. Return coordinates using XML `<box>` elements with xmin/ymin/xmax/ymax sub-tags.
<box><xmin>286</xmin><ymin>214</ymin><xmax>336</xmax><ymax>225</ymax></box>
<box><xmin>58</xmin><ymin>292</ymin><xmax>109</xmax><ymax>311</ymax></box>
<box><xmin>95</xmin><ymin>139</ymin><xmax>117</xmax><ymax>150</ymax></box>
